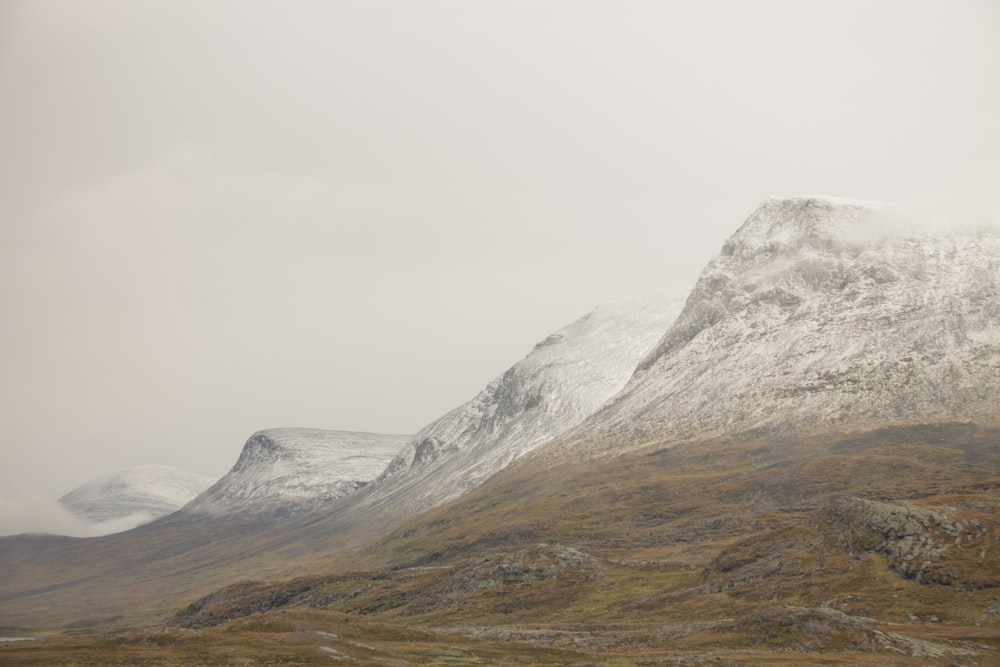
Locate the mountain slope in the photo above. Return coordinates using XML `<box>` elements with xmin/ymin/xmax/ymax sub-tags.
<box><xmin>58</xmin><ymin>464</ymin><xmax>216</xmax><ymax>529</ymax></box>
<box><xmin>361</xmin><ymin>294</ymin><xmax>685</xmax><ymax>516</ymax></box>
<box><xmin>166</xmin><ymin>425</ymin><xmax>1000</xmax><ymax>664</ymax></box>
<box><xmin>181</xmin><ymin>429</ymin><xmax>409</xmax><ymax>517</ymax></box>
<box><xmin>544</xmin><ymin>196</ymin><xmax>1000</xmax><ymax>458</ymax></box>
<box><xmin>0</xmin><ymin>295</ymin><xmax>683</xmax><ymax>632</ymax></box>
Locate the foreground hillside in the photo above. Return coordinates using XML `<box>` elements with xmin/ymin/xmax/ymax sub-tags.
<box><xmin>7</xmin><ymin>424</ymin><xmax>998</xmax><ymax>665</ymax></box>
<box><xmin>161</xmin><ymin>424</ymin><xmax>1000</xmax><ymax>663</ymax></box>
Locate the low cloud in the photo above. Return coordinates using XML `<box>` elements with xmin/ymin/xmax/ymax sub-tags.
<box><xmin>849</xmin><ymin>171</ymin><xmax>1000</xmax><ymax>244</ymax></box>
<box><xmin>0</xmin><ymin>495</ymin><xmax>154</xmax><ymax>538</ymax></box>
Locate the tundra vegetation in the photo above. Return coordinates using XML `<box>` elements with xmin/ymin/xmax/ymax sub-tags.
<box><xmin>4</xmin><ymin>425</ymin><xmax>999</xmax><ymax>665</ymax></box>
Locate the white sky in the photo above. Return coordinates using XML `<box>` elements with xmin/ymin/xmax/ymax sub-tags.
<box><xmin>1</xmin><ymin>0</ymin><xmax>998</xmax><ymax>534</ymax></box>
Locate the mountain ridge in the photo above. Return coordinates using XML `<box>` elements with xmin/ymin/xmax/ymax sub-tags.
<box><xmin>532</xmin><ymin>195</ymin><xmax>1000</xmax><ymax>462</ymax></box>
<box><xmin>180</xmin><ymin>428</ymin><xmax>410</xmax><ymax>518</ymax></box>
<box><xmin>357</xmin><ymin>293</ymin><xmax>686</xmax><ymax>517</ymax></box>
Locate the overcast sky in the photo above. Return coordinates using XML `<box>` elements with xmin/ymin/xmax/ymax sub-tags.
<box><xmin>1</xmin><ymin>0</ymin><xmax>998</xmax><ymax>535</ymax></box>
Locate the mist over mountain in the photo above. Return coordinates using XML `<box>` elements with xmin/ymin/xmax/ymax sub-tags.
<box><xmin>58</xmin><ymin>464</ymin><xmax>216</xmax><ymax>533</ymax></box>
<box><xmin>539</xmin><ymin>196</ymin><xmax>1000</xmax><ymax>460</ymax></box>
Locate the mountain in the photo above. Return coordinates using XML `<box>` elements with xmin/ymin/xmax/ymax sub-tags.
<box><xmin>544</xmin><ymin>195</ymin><xmax>1000</xmax><ymax>459</ymax></box>
<box><xmin>161</xmin><ymin>195</ymin><xmax>998</xmax><ymax>663</ymax></box>
<box><xmin>58</xmin><ymin>464</ymin><xmax>216</xmax><ymax>529</ymax></box>
<box><xmin>148</xmin><ymin>196</ymin><xmax>1000</xmax><ymax>664</ymax></box>
<box><xmin>6</xmin><ymin>196</ymin><xmax>999</xmax><ymax>665</ymax></box>
<box><xmin>0</xmin><ymin>295</ymin><xmax>684</xmax><ymax>633</ymax></box>
<box><xmin>360</xmin><ymin>293</ymin><xmax>686</xmax><ymax>516</ymax></box>
<box><xmin>180</xmin><ymin>429</ymin><xmax>410</xmax><ymax>518</ymax></box>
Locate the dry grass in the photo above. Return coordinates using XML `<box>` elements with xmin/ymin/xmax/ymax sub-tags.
<box><xmin>6</xmin><ymin>423</ymin><xmax>1000</xmax><ymax>664</ymax></box>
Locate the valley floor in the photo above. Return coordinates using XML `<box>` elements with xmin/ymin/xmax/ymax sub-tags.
<box><xmin>4</xmin><ymin>610</ymin><xmax>997</xmax><ymax>666</ymax></box>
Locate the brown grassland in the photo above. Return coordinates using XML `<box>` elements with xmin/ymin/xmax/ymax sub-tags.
<box><xmin>3</xmin><ymin>423</ymin><xmax>999</xmax><ymax>665</ymax></box>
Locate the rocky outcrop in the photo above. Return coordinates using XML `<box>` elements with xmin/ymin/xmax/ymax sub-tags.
<box><xmin>441</xmin><ymin>544</ymin><xmax>604</xmax><ymax>594</ymax></box>
<box><xmin>820</xmin><ymin>498</ymin><xmax>992</xmax><ymax>585</ymax></box>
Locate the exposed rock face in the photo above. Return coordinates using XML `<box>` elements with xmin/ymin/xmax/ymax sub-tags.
<box><xmin>59</xmin><ymin>464</ymin><xmax>216</xmax><ymax>528</ymax></box>
<box><xmin>821</xmin><ymin>498</ymin><xmax>991</xmax><ymax>584</ymax></box>
<box><xmin>548</xmin><ymin>196</ymin><xmax>1000</xmax><ymax>457</ymax></box>
<box><xmin>181</xmin><ymin>429</ymin><xmax>409</xmax><ymax>517</ymax></box>
<box><xmin>716</xmin><ymin>605</ymin><xmax>978</xmax><ymax>658</ymax></box>
<box><xmin>442</xmin><ymin>544</ymin><xmax>604</xmax><ymax>595</ymax></box>
<box><xmin>365</xmin><ymin>294</ymin><xmax>686</xmax><ymax>515</ymax></box>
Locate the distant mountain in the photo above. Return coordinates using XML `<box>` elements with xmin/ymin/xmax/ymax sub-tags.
<box><xmin>363</xmin><ymin>293</ymin><xmax>686</xmax><ymax>516</ymax></box>
<box><xmin>546</xmin><ymin>196</ymin><xmax>1000</xmax><ymax>458</ymax></box>
<box><xmin>59</xmin><ymin>464</ymin><xmax>216</xmax><ymax>529</ymax></box>
<box><xmin>181</xmin><ymin>429</ymin><xmax>409</xmax><ymax>518</ymax></box>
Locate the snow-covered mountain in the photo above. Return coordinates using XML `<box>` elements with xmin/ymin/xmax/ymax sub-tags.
<box><xmin>182</xmin><ymin>429</ymin><xmax>409</xmax><ymax>517</ymax></box>
<box><xmin>544</xmin><ymin>196</ymin><xmax>1000</xmax><ymax>458</ymax></box>
<box><xmin>362</xmin><ymin>294</ymin><xmax>686</xmax><ymax>515</ymax></box>
<box><xmin>59</xmin><ymin>464</ymin><xmax>216</xmax><ymax>529</ymax></box>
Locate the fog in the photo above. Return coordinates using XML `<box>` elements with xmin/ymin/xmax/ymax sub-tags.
<box><xmin>0</xmin><ymin>493</ymin><xmax>156</xmax><ymax>538</ymax></box>
<box><xmin>1</xmin><ymin>0</ymin><xmax>997</xmax><ymax>535</ymax></box>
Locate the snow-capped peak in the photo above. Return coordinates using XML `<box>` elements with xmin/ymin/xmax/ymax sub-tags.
<box><xmin>543</xmin><ymin>196</ymin><xmax>1000</xmax><ymax>458</ymax></box>
<box><xmin>720</xmin><ymin>196</ymin><xmax>878</xmax><ymax>258</ymax></box>
<box><xmin>181</xmin><ymin>429</ymin><xmax>409</xmax><ymax>517</ymax></box>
